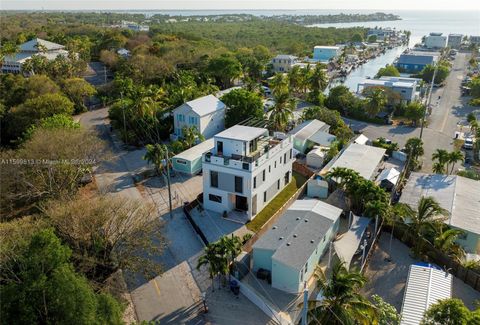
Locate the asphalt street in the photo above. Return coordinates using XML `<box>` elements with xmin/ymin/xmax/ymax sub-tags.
<box><xmin>345</xmin><ymin>52</ymin><xmax>474</xmax><ymax>172</ymax></box>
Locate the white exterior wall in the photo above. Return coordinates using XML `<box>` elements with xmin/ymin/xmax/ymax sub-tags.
<box><xmin>425</xmin><ymin>35</ymin><xmax>447</xmax><ymax>49</ymax></box>
<box><xmin>200</xmin><ymin>110</ymin><xmax>225</xmax><ymax>139</ymax></box>
<box><xmin>202</xmin><ymin>136</ymin><xmax>293</xmax><ymax>220</ymax></box>
<box><xmin>173</xmin><ymin>104</ymin><xmax>225</xmax><ymax>139</ymax></box>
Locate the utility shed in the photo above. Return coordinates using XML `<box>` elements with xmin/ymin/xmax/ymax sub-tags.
<box><xmin>172</xmin><ymin>139</ymin><xmax>214</xmax><ymax>175</ymax></box>
<box><xmin>252</xmin><ymin>199</ymin><xmax>342</xmax><ymax>293</ymax></box>
<box><xmin>306</xmin><ymin>147</ymin><xmax>326</xmax><ymax>169</ymax></box>
<box><xmin>400</xmin><ymin>263</ymin><xmax>452</xmax><ymax>325</ymax></box>
<box><xmin>400</xmin><ymin>173</ymin><xmax>480</xmax><ymax>254</ymax></box>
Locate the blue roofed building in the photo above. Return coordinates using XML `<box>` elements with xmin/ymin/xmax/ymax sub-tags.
<box><xmin>394</xmin><ymin>52</ymin><xmax>439</xmax><ymax>73</ymax></box>
<box><xmin>313</xmin><ymin>46</ymin><xmax>341</xmax><ymax>62</ymax></box>
<box><xmin>252</xmin><ymin>199</ymin><xmax>342</xmax><ymax>293</ymax></box>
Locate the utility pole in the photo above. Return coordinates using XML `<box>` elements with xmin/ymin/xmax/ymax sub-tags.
<box><xmin>301</xmin><ymin>282</ymin><xmax>308</xmax><ymax>325</ymax></box>
<box><xmin>121</xmin><ymin>92</ymin><xmax>127</xmax><ymax>143</ymax></box>
<box><xmin>420</xmin><ymin>53</ymin><xmax>441</xmax><ymax>139</ymax></box>
<box><xmin>165</xmin><ymin>146</ymin><xmax>173</xmax><ymax>219</ymax></box>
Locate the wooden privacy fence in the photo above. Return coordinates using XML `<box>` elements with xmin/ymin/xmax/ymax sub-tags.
<box><xmin>386</xmin><ymin>223</ymin><xmax>480</xmax><ymax>292</ymax></box>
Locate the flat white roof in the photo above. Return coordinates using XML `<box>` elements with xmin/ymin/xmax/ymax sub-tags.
<box><xmin>329</xmin><ymin>143</ymin><xmax>386</xmax><ymax>180</ymax></box>
<box><xmin>354</xmin><ymin>134</ymin><xmax>369</xmax><ymax>145</ymax></box>
<box><xmin>314</xmin><ymin>46</ymin><xmax>340</xmax><ymax>50</ymax></box>
<box><xmin>399</xmin><ymin>173</ymin><xmax>480</xmax><ymax>235</ymax></box>
<box><xmin>400</xmin><ymin>264</ymin><xmax>452</xmax><ymax>325</ymax></box>
<box><xmin>361</xmin><ymin>79</ymin><xmax>416</xmax><ymax>89</ymax></box>
<box><xmin>173</xmin><ymin>138</ymin><xmax>214</xmax><ymax>161</ymax></box>
<box><xmin>215</xmin><ymin>125</ymin><xmax>267</xmax><ymax>142</ymax></box>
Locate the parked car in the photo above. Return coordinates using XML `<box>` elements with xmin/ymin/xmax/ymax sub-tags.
<box><xmin>463</xmin><ymin>138</ymin><xmax>474</xmax><ymax>150</ymax></box>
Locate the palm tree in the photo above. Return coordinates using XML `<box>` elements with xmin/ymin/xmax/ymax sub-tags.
<box><xmin>182</xmin><ymin>126</ymin><xmax>205</xmax><ymax>149</ymax></box>
<box><xmin>432</xmin><ymin>162</ymin><xmax>445</xmax><ymax>174</ymax></box>
<box><xmin>143</xmin><ymin>143</ymin><xmax>168</xmax><ymax>175</ymax></box>
<box><xmin>268</xmin><ymin>90</ymin><xmax>295</xmax><ymax>132</ymax></box>
<box><xmin>218</xmin><ymin>235</ymin><xmax>242</xmax><ymax>281</ymax></box>
<box><xmin>398</xmin><ymin>196</ymin><xmax>449</xmax><ymax>257</ymax></box>
<box><xmin>307</xmin><ymin>65</ymin><xmax>329</xmax><ymax>94</ymax></box>
<box><xmin>432</xmin><ymin>149</ymin><xmax>449</xmax><ymax>173</ymax></box>
<box><xmin>197</xmin><ymin>243</ymin><xmax>221</xmax><ymax>292</ymax></box>
<box><xmin>306</xmin><ymin>263</ymin><xmax>377</xmax><ymax>325</ymax></box>
<box><xmin>434</xmin><ymin>228</ymin><xmax>466</xmax><ymax>263</ymax></box>
<box><xmin>447</xmin><ymin>151</ymin><xmax>463</xmax><ymax>174</ymax></box>
<box><xmin>269</xmin><ymin>73</ymin><xmax>289</xmax><ymax>97</ymax></box>
<box><xmin>287</xmin><ymin>65</ymin><xmax>303</xmax><ymax>95</ymax></box>
<box><xmin>364</xmin><ymin>87</ymin><xmax>387</xmax><ymax>118</ymax></box>
<box><xmin>470</xmin><ymin>120</ymin><xmax>479</xmax><ymax>134</ymax></box>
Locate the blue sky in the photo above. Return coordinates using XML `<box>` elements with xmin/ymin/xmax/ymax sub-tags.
<box><xmin>1</xmin><ymin>0</ymin><xmax>476</xmax><ymax>11</ymax></box>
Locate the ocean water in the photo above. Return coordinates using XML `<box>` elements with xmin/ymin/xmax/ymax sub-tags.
<box><xmin>307</xmin><ymin>10</ymin><xmax>480</xmax><ymax>46</ymax></box>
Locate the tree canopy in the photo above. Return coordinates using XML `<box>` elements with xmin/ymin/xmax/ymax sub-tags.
<box><xmin>221</xmin><ymin>88</ymin><xmax>264</xmax><ymax>127</ymax></box>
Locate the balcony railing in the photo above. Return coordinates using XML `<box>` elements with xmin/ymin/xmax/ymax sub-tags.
<box><xmin>203</xmin><ymin>136</ymin><xmax>292</xmax><ymax>171</ymax></box>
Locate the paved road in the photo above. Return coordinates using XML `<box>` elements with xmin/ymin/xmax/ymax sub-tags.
<box><xmin>77</xmin><ymin>108</ymin><xmax>271</xmax><ymax>324</ymax></box>
<box><xmin>346</xmin><ymin>52</ymin><xmax>473</xmax><ymax>173</ymax></box>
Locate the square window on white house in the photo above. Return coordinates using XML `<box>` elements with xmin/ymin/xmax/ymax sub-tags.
<box><xmin>209</xmin><ymin>194</ymin><xmax>222</xmax><ymax>203</ymax></box>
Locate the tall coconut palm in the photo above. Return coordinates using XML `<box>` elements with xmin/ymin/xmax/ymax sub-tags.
<box><xmin>197</xmin><ymin>243</ymin><xmax>221</xmax><ymax>292</ymax></box>
<box><xmin>398</xmin><ymin>196</ymin><xmax>449</xmax><ymax>257</ymax></box>
<box><xmin>434</xmin><ymin>228</ymin><xmax>466</xmax><ymax>263</ymax></box>
<box><xmin>306</xmin><ymin>263</ymin><xmax>377</xmax><ymax>325</ymax></box>
<box><xmin>432</xmin><ymin>149</ymin><xmax>449</xmax><ymax>173</ymax></box>
<box><xmin>287</xmin><ymin>65</ymin><xmax>304</xmax><ymax>95</ymax></box>
<box><xmin>268</xmin><ymin>90</ymin><xmax>295</xmax><ymax>132</ymax></box>
<box><xmin>447</xmin><ymin>151</ymin><xmax>463</xmax><ymax>174</ymax></box>
<box><xmin>269</xmin><ymin>73</ymin><xmax>289</xmax><ymax>97</ymax></box>
<box><xmin>432</xmin><ymin>162</ymin><xmax>445</xmax><ymax>174</ymax></box>
<box><xmin>143</xmin><ymin>143</ymin><xmax>168</xmax><ymax>175</ymax></box>
<box><xmin>307</xmin><ymin>65</ymin><xmax>329</xmax><ymax>94</ymax></box>
<box><xmin>363</xmin><ymin>87</ymin><xmax>387</xmax><ymax>118</ymax></box>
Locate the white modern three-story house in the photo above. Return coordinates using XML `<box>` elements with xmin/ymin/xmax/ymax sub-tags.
<box><xmin>173</xmin><ymin>94</ymin><xmax>226</xmax><ymax>139</ymax></box>
<box><xmin>202</xmin><ymin>125</ymin><xmax>294</xmax><ymax>220</ymax></box>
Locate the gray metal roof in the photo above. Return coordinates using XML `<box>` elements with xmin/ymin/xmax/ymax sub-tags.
<box><xmin>399</xmin><ymin>173</ymin><xmax>480</xmax><ymax>235</ymax></box>
<box><xmin>173</xmin><ymin>138</ymin><xmax>214</xmax><ymax>161</ymax></box>
<box><xmin>329</xmin><ymin>143</ymin><xmax>386</xmax><ymax>180</ymax></box>
<box><xmin>309</xmin><ymin>131</ymin><xmax>336</xmax><ymax>147</ymax></box>
<box><xmin>253</xmin><ymin>199</ymin><xmax>342</xmax><ymax>271</ymax></box>
<box><xmin>289</xmin><ymin>120</ymin><xmax>328</xmax><ymax>142</ymax></box>
<box><xmin>273</xmin><ymin>54</ymin><xmax>298</xmax><ymax>60</ymax></box>
<box><xmin>20</xmin><ymin>38</ymin><xmax>65</xmax><ymax>52</ymax></box>
<box><xmin>184</xmin><ymin>95</ymin><xmax>226</xmax><ymax>117</ymax></box>
<box><xmin>397</xmin><ymin>54</ymin><xmax>436</xmax><ymax>65</ymax></box>
<box><xmin>215</xmin><ymin>125</ymin><xmax>267</xmax><ymax>142</ymax></box>
<box><xmin>400</xmin><ymin>264</ymin><xmax>452</xmax><ymax>325</ymax></box>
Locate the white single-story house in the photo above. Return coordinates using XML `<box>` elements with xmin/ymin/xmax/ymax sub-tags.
<box><xmin>172</xmin><ymin>138</ymin><xmax>214</xmax><ymax>175</ymax></box>
<box><xmin>399</xmin><ymin>173</ymin><xmax>480</xmax><ymax>254</ymax></box>
<box><xmin>400</xmin><ymin>263</ymin><xmax>452</xmax><ymax>325</ymax></box>
<box><xmin>323</xmin><ymin>143</ymin><xmax>386</xmax><ymax>180</ymax></box>
<box><xmin>252</xmin><ymin>199</ymin><xmax>342</xmax><ymax>294</ymax></box>
<box><xmin>173</xmin><ymin>94</ymin><xmax>226</xmax><ymax>140</ymax></box>
<box><xmin>289</xmin><ymin>120</ymin><xmax>333</xmax><ymax>153</ymax></box>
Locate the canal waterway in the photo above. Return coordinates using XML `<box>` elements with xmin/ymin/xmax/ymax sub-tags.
<box><xmin>327</xmin><ymin>44</ymin><xmax>408</xmax><ymax>93</ymax></box>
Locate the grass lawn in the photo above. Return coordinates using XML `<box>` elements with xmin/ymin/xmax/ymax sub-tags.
<box><xmin>246</xmin><ymin>171</ymin><xmax>308</xmax><ymax>233</ymax></box>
